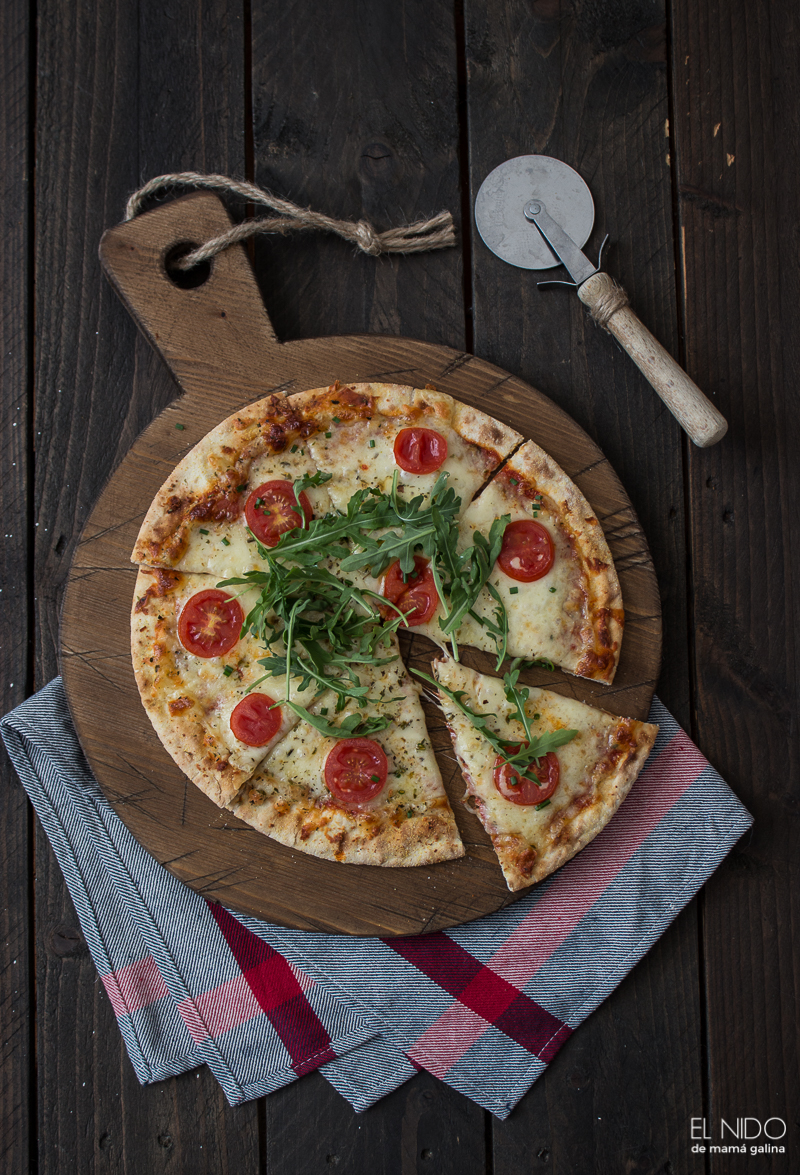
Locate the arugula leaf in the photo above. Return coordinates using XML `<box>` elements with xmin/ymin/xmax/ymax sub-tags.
<box><xmin>414</xmin><ymin>666</ymin><xmax>577</xmax><ymax>774</ymax></box>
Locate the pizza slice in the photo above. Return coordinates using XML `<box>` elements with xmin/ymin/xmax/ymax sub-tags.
<box><xmin>131</xmin><ymin>568</ymin><xmax>320</xmax><ymax>805</ymax></box>
<box><xmin>294</xmin><ymin>382</ymin><xmax>523</xmax><ymax>515</ymax></box>
<box><xmin>452</xmin><ymin>440</ymin><xmax>624</xmax><ymax>682</ymax></box>
<box><xmin>433</xmin><ymin>654</ymin><xmax>657</xmax><ymax>891</ymax></box>
<box><xmin>131</xmin><ymin>391</ymin><xmax>333</xmax><ymax>575</ymax></box>
<box><xmin>227</xmin><ymin>647</ymin><xmax>465</xmax><ymax>867</ymax></box>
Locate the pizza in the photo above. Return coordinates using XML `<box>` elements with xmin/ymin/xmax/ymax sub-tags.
<box><xmin>130</xmin><ymin>380</ymin><xmax>650</xmax><ymax>883</ymax></box>
<box><xmin>433</xmin><ymin>655</ymin><xmax>658</xmax><ymax>890</ymax></box>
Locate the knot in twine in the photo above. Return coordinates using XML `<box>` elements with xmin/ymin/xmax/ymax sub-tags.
<box><xmin>588</xmin><ymin>276</ymin><xmax>630</xmax><ymax>330</ymax></box>
<box><xmin>124</xmin><ymin>171</ymin><xmax>455</xmax><ymax>268</ymax></box>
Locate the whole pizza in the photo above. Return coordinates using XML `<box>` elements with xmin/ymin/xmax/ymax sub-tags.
<box><xmin>131</xmin><ymin>382</ymin><xmax>657</xmax><ymax>891</ymax></box>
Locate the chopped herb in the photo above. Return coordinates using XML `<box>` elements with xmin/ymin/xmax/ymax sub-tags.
<box><xmin>368</xmin><ymin>439</ymin><xmax>376</xmax><ymax>448</ymax></box>
<box><xmin>407</xmin><ymin>808</ymin><xmax>414</xmax><ymax>817</ymax></box>
<box><xmin>320</xmin><ymin>707</ymin><xmax>328</xmax><ymax>716</ymax></box>
<box><xmin>175</xmin><ymin>423</ymin><xmax>185</xmax><ymax>431</ymax></box>
<box><xmin>199</xmin><ymin>528</ymin><xmax>209</xmax><ymax>535</ymax></box>
<box><xmin>325</xmin><ymin>431</ymin><xmax>332</xmax><ymax>438</ymax></box>
<box><xmin>236</xmin><ymin>483</ymin><xmax>247</xmax><ymax>492</ymax></box>
<box><xmin>535</xmin><ymin>799</ymin><xmax>551</xmax><ymax>811</ymax></box>
<box><xmin>332</xmin><ymin>416</ymin><xmax>341</xmax><ymax>424</ymax></box>
<box><xmin>549</xmin><ymin>586</ymin><xmax>556</xmax><ymax>593</ymax></box>
<box><xmin>255</xmin><ymin>498</ymin><xmax>264</xmax><ymax>508</ymax></box>
<box><xmin>221</xmin><ymin>537</ymin><xmax>231</xmax><ymax>547</ymax></box>
<box><xmin>510</xmin><ymin>586</ymin><xmax>519</xmax><ymax>595</ymax></box>
<box><xmin>370</xmin><ymin>774</ymin><xmax>380</xmax><ymax>783</ymax></box>
<box><xmin>533</xmin><ymin>713</ymin><xmax>540</xmax><ymax>720</ymax></box>
<box><xmin>533</xmin><ymin>511</ymin><xmax>539</xmax><ymax>518</ymax></box>
<box><xmin>509</xmin><ymin>477</ymin><xmax>518</xmax><ymax>485</ymax></box>
<box><xmin>223</xmin><ymin>666</ymin><xmax>234</xmax><ymax>677</ymax></box>
<box><xmin>291</xmin><ymin>444</ymin><xmax>298</xmax><ymax>453</ymax></box>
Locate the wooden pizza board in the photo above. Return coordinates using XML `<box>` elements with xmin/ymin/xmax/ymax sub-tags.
<box><xmin>60</xmin><ymin>193</ymin><xmax>661</xmax><ymax>936</ymax></box>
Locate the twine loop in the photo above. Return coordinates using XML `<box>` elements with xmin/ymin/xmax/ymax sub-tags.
<box><xmin>589</xmin><ymin>278</ymin><xmax>630</xmax><ymax>329</ymax></box>
<box><xmin>124</xmin><ymin>171</ymin><xmax>455</xmax><ymax>269</ymax></box>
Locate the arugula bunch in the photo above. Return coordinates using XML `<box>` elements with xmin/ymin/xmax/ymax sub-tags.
<box><xmin>414</xmin><ymin>658</ymin><xmax>577</xmax><ymax>778</ymax></box>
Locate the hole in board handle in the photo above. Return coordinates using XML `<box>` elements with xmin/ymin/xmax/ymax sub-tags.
<box><xmin>163</xmin><ymin>241</ymin><xmax>212</xmax><ymax>289</ymax></box>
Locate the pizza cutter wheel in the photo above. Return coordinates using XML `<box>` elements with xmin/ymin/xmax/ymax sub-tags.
<box><xmin>475</xmin><ymin>155</ymin><xmax>727</xmax><ymax>447</ymax></box>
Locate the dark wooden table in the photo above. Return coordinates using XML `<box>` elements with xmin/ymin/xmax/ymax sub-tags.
<box><xmin>2</xmin><ymin>1</ymin><xmax>798</xmax><ymax>1171</ymax></box>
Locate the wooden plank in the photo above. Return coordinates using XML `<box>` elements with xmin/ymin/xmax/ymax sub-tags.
<box><xmin>248</xmin><ymin>0</ymin><xmax>487</xmax><ymax>1159</ymax></box>
<box><xmin>34</xmin><ymin>0</ymin><xmax>260</xmax><ymax>1169</ymax></box>
<box><xmin>265</xmin><ymin>1070</ymin><xmax>486</xmax><ymax>1175</ymax></box>
<box><xmin>670</xmin><ymin>0</ymin><xmax>800</xmax><ymax>1169</ymax></box>
<box><xmin>464</xmin><ymin>0</ymin><xmax>704</xmax><ymax>1167</ymax></box>
<box><xmin>0</xmin><ymin>0</ymin><xmax>32</xmax><ymax>1171</ymax></box>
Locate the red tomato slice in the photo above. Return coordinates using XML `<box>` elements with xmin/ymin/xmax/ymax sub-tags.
<box><xmin>230</xmin><ymin>693</ymin><xmax>282</xmax><ymax>747</ymax></box>
<box><xmin>497</xmin><ymin>519</ymin><xmax>555</xmax><ymax>582</ymax></box>
<box><xmin>380</xmin><ymin>555</ymin><xmax>440</xmax><ymax>625</ymax></box>
<box><xmin>324</xmin><ymin>738</ymin><xmax>389</xmax><ymax>805</ymax></box>
<box><xmin>177</xmin><ymin>589</ymin><xmax>244</xmax><ymax>658</ymax></box>
<box><xmin>244</xmin><ymin>480</ymin><xmax>313</xmax><ymax>547</ymax></box>
<box><xmin>393</xmin><ymin>427</ymin><xmax>448</xmax><ymax>473</ymax></box>
<box><xmin>493</xmin><ymin>744</ymin><xmax>560</xmax><ymax>805</ymax></box>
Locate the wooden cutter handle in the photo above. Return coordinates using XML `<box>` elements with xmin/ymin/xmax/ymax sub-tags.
<box><xmin>99</xmin><ymin>192</ymin><xmax>286</xmax><ymax>402</ymax></box>
<box><xmin>578</xmin><ymin>272</ymin><xmax>728</xmax><ymax>447</ymax></box>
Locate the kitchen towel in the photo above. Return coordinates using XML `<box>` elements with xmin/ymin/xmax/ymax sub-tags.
<box><xmin>1</xmin><ymin>679</ymin><xmax>752</xmax><ymax>1119</ymax></box>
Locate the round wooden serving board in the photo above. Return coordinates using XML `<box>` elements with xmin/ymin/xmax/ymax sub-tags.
<box><xmin>61</xmin><ymin>193</ymin><xmax>661</xmax><ymax>936</ymax></box>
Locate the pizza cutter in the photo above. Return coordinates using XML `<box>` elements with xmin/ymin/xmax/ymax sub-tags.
<box><xmin>475</xmin><ymin>155</ymin><xmax>727</xmax><ymax>447</ymax></box>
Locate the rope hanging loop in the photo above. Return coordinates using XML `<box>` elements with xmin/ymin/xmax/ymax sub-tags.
<box><xmin>124</xmin><ymin>171</ymin><xmax>456</xmax><ymax>270</ymax></box>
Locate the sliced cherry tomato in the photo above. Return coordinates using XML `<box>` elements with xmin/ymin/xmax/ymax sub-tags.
<box><xmin>177</xmin><ymin>589</ymin><xmax>244</xmax><ymax>658</ymax></box>
<box><xmin>324</xmin><ymin>738</ymin><xmax>389</xmax><ymax>805</ymax></box>
<box><xmin>244</xmin><ymin>480</ymin><xmax>313</xmax><ymax>547</ymax></box>
<box><xmin>380</xmin><ymin>555</ymin><xmax>440</xmax><ymax>625</ymax></box>
<box><xmin>493</xmin><ymin>744</ymin><xmax>560</xmax><ymax>805</ymax></box>
<box><xmin>393</xmin><ymin>427</ymin><xmax>448</xmax><ymax>473</ymax></box>
<box><xmin>497</xmin><ymin>519</ymin><xmax>555</xmax><ymax>582</ymax></box>
<box><xmin>230</xmin><ymin>693</ymin><xmax>282</xmax><ymax>747</ymax></box>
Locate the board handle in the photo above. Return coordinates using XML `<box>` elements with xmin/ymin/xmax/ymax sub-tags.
<box><xmin>99</xmin><ymin>192</ymin><xmax>285</xmax><ymax>402</ymax></box>
<box><xmin>577</xmin><ymin>272</ymin><xmax>728</xmax><ymax>448</ymax></box>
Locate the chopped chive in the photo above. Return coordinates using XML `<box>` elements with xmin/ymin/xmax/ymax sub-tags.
<box><xmin>175</xmin><ymin>423</ymin><xmax>185</xmax><ymax>431</ymax></box>
<box><xmin>509</xmin><ymin>586</ymin><xmax>519</xmax><ymax>595</ymax></box>
<box><xmin>535</xmin><ymin>799</ymin><xmax>551</xmax><ymax>811</ymax></box>
<box><xmin>255</xmin><ymin>498</ymin><xmax>264</xmax><ymax>507</ymax></box>
<box><xmin>332</xmin><ymin>416</ymin><xmax>341</xmax><ymax>424</ymax></box>
<box><xmin>368</xmin><ymin>439</ymin><xmax>376</xmax><ymax>448</ymax></box>
<box><xmin>320</xmin><ymin>707</ymin><xmax>328</xmax><ymax>716</ymax></box>
<box><xmin>549</xmin><ymin>586</ymin><xmax>556</xmax><ymax>593</ymax></box>
<box><xmin>534</xmin><ymin>713</ymin><xmax>540</xmax><ymax>720</ymax></box>
<box><xmin>291</xmin><ymin>444</ymin><xmax>298</xmax><ymax>453</ymax></box>
<box><xmin>223</xmin><ymin>666</ymin><xmax>234</xmax><ymax>677</ymax></box>
<box><xmin>370</xmin><ymin>774</ymin><xmax>380</xmax><ymax>782</ymax></box>
<box><xmin>407</xmin><ymin>807</ymin><xmax>414</xmax><ymax>817</ymax></box>
<box><xmin>509</xmin><ymin>477</ymin><xmax>518</xmax><ymax>485</ymax></box>
<box><xmin>236</xmin><ymin>483</ymin><xmax>247</xmax><ymax>492</ymax></box>
<box><xmin>533</xmin><ymin>510</ymin><xmax>539</xmax><ymax>517</ymax></box>
<box><xmin>198</xmin><ymin>528</ymin><xmax>209</xmax><ymax>535</ymax></box>
<box><xmin>325</xmin><ymin>431</ymin><xmax>332</xmax><ymax>438</ymax></box>
<box><xmin>221</xmin><ymin>537</ymin><xmax>231</xmax><ymax>546</ymax></box>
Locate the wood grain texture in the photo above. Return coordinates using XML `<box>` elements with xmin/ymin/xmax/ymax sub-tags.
<box><xmin>264</xmin><ymin>1069</ymin><xmax>487</xmax><ymax>1174</ymax></box>
<box><xmin>463</xmin><ymin>0</ymin><xmax>704</xmax><ymax>1169</ymax></box>
<box><xmin>33</xmin><ymin>0</ymin><xmax>261</xmax><ymax>1170</ymax></box>
<box><xmin>0</xmin><ymin>0</ymin><xmax>32</xmax><ymax>1170</ymax></box>
<box><xmin>62</xmin><ymin>192</ymin><xmax>660</xmax><ymax>936</ymax></box>
<box><xmin>671</xmin><ymin>0</ymin><xmax>800</xmax><ymax>1169</ymax></box>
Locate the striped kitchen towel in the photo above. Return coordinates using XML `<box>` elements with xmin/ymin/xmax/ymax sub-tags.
<box><xmin>1</xmin><ymin>678</ymin><xmax>752</xmax><ymax>1119</ymax></box>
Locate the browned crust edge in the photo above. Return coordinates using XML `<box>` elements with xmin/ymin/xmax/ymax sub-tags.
<box><xmin>227</xmin><ymin>789</ymin><xmax>465</xmax><ymax>868</ymax></box>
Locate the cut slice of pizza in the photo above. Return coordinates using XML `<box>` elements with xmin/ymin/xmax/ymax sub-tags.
<box><xmin>227</xmin><ymin>648</ymin><xmax>465</xmax><ymax>867</ymax></box>
<box><xmin>453</xmin><ymin>439</ymin><xmax>624</xmax><ymax>682</ymax></box>
<box><xmin>131</xmin><ymin>568</ymin><xmax>320</xmax><ymax>805</ymax></box>
<box><xmin>131</xmin><ymin>391</ymin><xmax>334</xmax><ymax>575</ymax></box>
<box><xmin>433</xmin><ymin>655</ymin><xmax>657</xmax><ymax>891</ymax></box>
<box><xmin>295</xmin><ymin>382</ymin><xmax>523</xmax><ymax>515</ymax></box>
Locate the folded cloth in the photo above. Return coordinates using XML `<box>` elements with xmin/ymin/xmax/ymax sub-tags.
<box><xmin>2</xmin><ymin>679</ymin><xmax>752</xmax><ymax>1119</ymax></box>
